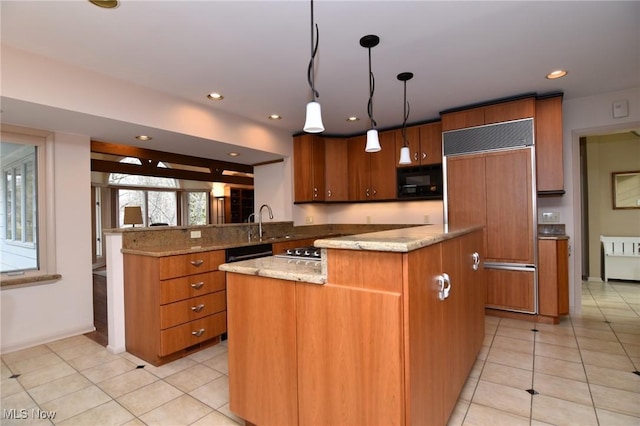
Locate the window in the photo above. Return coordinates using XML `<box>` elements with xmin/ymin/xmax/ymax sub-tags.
<box><xmin>186</xmin><ymin>191</ymin><xmax>208</xmax><ymax>225</ymax></box>
<box><xmin>108</xmin><ymin>158</ymin><xmax>209</xmax><ymax>227</ymax></box>
<box><xmin>1</xmin><ymin>128</ymin><xmax>54</xmax><ymax>277</ymax></box>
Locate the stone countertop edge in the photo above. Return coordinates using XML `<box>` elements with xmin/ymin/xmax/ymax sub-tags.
<box><xmin>538</xmin><ymin>235</ymin><xmax>570</xmax><ymax>240</ymax></box>
<box><xmin>313</xmin><ymin>224</ymin><xmax>482</xmax><ymax>252</ymax></box>
<box><xmin>219</xmin><ymin>257</ymin><xmax>326</xmax><ymax>285</ymax></box>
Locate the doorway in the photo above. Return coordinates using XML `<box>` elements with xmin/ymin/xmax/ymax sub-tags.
<box><xmin>578</xmin><ymin>130</ymin><xmax>640</xmax><ymax>283</ymax></box>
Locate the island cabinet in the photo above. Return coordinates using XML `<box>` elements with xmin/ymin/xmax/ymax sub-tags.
<box><xmin>538</xmin><ymin>238</ymin><xmax>570</xmax><ymax>320</ymax></box>
<box><xmin>395</xmin><ymin>121</ymin><xmax>443</xmax><ymax>167</ymax></box>
<box><xmin>347</xmin><ymin>132</ymin><xmax>397</xmax><ymax>201</ymax></box>
<box><xmin>226</xmin><ymin>228</ymin><xmax>485</xmax><ymax>426</ymax></box>
<box><xmin>123</xmin><ymin>250</ymin><xmax>227</xmax><ymax>366</ymax></box>
<box><xmin>293</xmin><ymin>134</ymin><xmax>325</xmax><ymax>202</ymax></box>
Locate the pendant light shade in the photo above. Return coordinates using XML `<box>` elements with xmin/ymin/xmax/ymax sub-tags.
<box><xmin>304</xmin><ymin>101</ymin><xmax>324</xmax><ymax>133</ymax></box>
<box><xmin>365</xmin><ymin>129</ymin><xmax>381</xmax><ymax>152</ymax></box>
<box><xmin>399</xmin><ymin>146</ymin><xmax>412</xmax><ymax>164</ymax></box>
<box><xmin>397</xmin><ymin>72</ymin><xmax>414</xmax><ymax>164</ymax></box>
<box><xmin>360</xmin><ymin>34</ymin><xmax>380</xmax><ymax>152</ymax></box>
<box><xmin>303</xmin><ymin>0</ymin><xmax>324</xmax><ymax>133</ymax></box>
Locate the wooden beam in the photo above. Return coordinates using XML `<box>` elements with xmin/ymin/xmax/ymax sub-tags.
<box><xmin>91</xmin><ymin>140</ymin><xmax>254</xmax><ymax>174</ymax></box>
<box><xmin>91</xmin><ymin>159</ymin><xmax>254</xmax><ymax>186</ymax></box>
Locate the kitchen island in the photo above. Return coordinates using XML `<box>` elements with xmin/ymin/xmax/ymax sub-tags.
<box><xmin>219</xmin><ymin>225</ymin><xmax>485</xmax><ymax>426</ymax></box>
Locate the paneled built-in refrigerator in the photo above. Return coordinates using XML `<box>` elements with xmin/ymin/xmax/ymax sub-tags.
<box><xmin>443</xmin><ymin>119</ymin><xmax>538</xmax><ymax>314</ymax></box>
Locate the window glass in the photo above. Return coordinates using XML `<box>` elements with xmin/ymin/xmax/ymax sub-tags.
<box><xmin>148</xmin><ymin>191</ymin><xmax>177</xmax><ymax>225</ymax></box>
<box><xmin>187</xmin><ymin>192</ymin><xmax>208</xmax><ymax>225</ymax></box>
<box><xmin>1</xmin><ymin>142</ymin><xmax>38</xmax><ymax>273</ymax></box>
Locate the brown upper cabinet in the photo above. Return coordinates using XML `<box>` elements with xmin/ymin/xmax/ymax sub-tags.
<box><xmin>293</xmin><ymin>134</ymin><xmax>325</xmax><ymax>202</ymax></box>
<box><xmin>323</xmin><ymin>137</ymin><xmax>349</xmax><ymax>201</ymax></box>
<box><xmin>347</xmin><ymin>132</ymin><xmax>397</xmax><ymax>201</ymax></box>
<box><xmin>535</xmin><ymin>95</ymin><xmax>564</xmax><ymax>194</ymax></box>
<box><xmin>441</xmin><ymin>95</ymin><xmax>564</xmax><ymax>194</ymax></box>
<box><xmin>441</xmin><ymin>98</ymin><xmax>535</xmax><ymax>132</ymax></box>
<box><xmin>395</xmin><ymin>121</ymin><xmax>443</xmax><ymax>167</ymax></box>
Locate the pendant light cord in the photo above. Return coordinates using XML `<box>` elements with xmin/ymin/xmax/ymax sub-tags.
<box><xmin>367</xmin><ymin>47</ymin><xmax>377</xmax><ymax>128</ymax></box>
<box><xmin>402</xmin><ymin>80</ymin><xmax>410</xmax><ymax>147</ymax></box>
<box><xmin>307</xmin><ymin>0</ymin><xmax>319</xmax><ymax>101</ymax></box>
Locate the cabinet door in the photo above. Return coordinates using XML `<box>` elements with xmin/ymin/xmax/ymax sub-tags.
<box><xmin>324</xmin><ymin>137</ymin><xmax>349</xmax><ymax>201</ymax></box>
<box><xmin>297</xmin><ymin>284</ymin><xmax>403</xmax><ymax>426</ymax></box>
<box><xmin>370</xmin><ymin>130</ymin><xmax>398</xmax><ymax>200</ymax></box>
<box><xmin>347</xmin><ymin>135</ymin><xmax>370</xmax><ymax>201</ymax></box>
<box><xmin>446</xmin><ymin>153</ymin><xmax>487</xmax><ymax>250</ymax></box>
<box><xmin>535</xmin><ymin>95</ymin><xmax>564</xmax><ymax>193</ymax></box>
<box><xmin>484</xmin><ymin>98</ymin><xmax>535</xmax><ymax>125</ymax></box>
<box><xmin>459</xmin><ymin>230</ymin><xmax>486</xmax><ymax>359</ymax></box>
<box><xmin>485</xmin><ymin>149</ymin><xmax>534</xmax><ymax>263</ymax></box>
<box><xmin>485</xmin><ymin>268</ymin><xmax>535</xmax><ymax>312</ymax></box>
<box><xmin>405</xmin><ymin>243</ymin><xmax>446</xmax><ymax>426</ymax></box>
<box><xmin>226</xmin><ymin>274</ymin><xmax>298</xmax><ymax>425</ymax></box>
<box><xmin>419</xmin><ymin>121</ymin><xmax>443</xmax><ymax>165</ymax></box>
<box><xmin>538</xmin><ymin>239</ymin><xmax>569</xmax><ymax>317</ymax></box>
<box><xmin>441</xmin><ymin>108</ymin><xmax>485</xmax><ymax>131</ymax></box>
<box><xmin>293</xmin><ymin>134</ymin><xmax>325</xmax><ymax>202</ymax></box>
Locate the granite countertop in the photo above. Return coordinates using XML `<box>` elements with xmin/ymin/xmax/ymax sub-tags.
<box><xmin>219</xmin><ymin>256</ymin><xmax>325</xmax><ymax>285</ymax></box>
<box><xmin>120</xmin><ymin>234</ymin><xmax>333</xmax><ymax>257</ymax></box>
<box><xmin>220</xmin><ymin>225</ymin><xmax>482</xmax><ymax>284</ymax></box>
<box><xmin>313</xmin><ymin>224</ymin><xmax>481</xmax><ymax>252</ymax></box>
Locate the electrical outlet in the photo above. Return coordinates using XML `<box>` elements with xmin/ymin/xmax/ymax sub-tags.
<box><xmin>366</xmin><ymin>216</ymin><xmax>371</xmax><ymax>224</ymax></box>
<box><xmin>424</xmin><ymin>214</ymin><xmax>430</xmax><ymax>224</ymax></box>
<box><xmin>190</xmin><ymin>230</ymin><xmax>201</xmax><ymax>239</ymax></box>
<box><xmin>541</xmin><ymin>212</ymin><xmax>560</xmax><ymax>223</ymax></box>
<box><xmin>305</xmin><ymin>216</ymin><xmax>314</xmax><ymax>224</ymax></box>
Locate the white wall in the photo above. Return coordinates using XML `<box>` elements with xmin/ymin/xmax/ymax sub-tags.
<box><xmin>547</xmin><ymin>87</ymin><xmax>640</xmax><ymax>314</ymax></box>
<box><xmin>1</xmin><ymin>132</ymin><xmax>94</xmax><ymax>353</ymax></box>
<box><xmin>254</xmin><ymin>158</ymin><xmax>293</xmax><ymax>223</ymax></box>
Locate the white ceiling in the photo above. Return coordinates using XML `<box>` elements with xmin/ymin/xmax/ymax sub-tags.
<box><xmin>1</xmin><ymin>1</ymin><xmax>639</xmax><ymax>165</ymax></box>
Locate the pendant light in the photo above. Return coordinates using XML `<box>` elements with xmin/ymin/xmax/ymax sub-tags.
<box><xmin>360</xmin><ymin>34</ymin><xmax>381</xmax><ymax>152</ymax></box>
<box><xmin>397</xmin><ymin>72</ymin><xmax>414</xmax><ymax>165</ymax></box>
<box><xmin>303</xmin><ymin>0</ymin><xmax>324</xmax><ymax>133</ymax></box>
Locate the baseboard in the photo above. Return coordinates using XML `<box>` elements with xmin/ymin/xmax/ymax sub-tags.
<box><xmin>586</xmin><ymin>276</ymin><xmax>604</xmax><ymax>282</ymax></box>
<box><xmin>0</xmin><ymin>324</ymin><xmax>95</xmax><ymax>355</ymax></box>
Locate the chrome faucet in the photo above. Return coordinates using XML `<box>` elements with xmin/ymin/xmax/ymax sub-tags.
<box><xmin>246</xmin><ymin>212</ymin><xmax>256</xmax><ymax>242</ymax></box>
<box><xmin>258</xmin><ymin>204</ymin><xmax>273</xmax><ymax>241</ymax></box>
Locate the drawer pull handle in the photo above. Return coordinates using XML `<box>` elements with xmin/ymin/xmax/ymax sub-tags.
<box><xmin>190</xmin><ymin>260</ymin><xmax>204</xmax><ymax>267</ymax></box>
<box><xmin>191</xmin><ymin>304</ymin><xmax>205</xmax><ymax>313</ymax></box>
<box><xmin>190</xmin><ymin>282</ymin><xmax>205</xmax><ymax>289</ymax></box>
<box><xmin>192</xmin><ymin>328</ymin><xmax>205</xmax><ymax>337</ymax></box>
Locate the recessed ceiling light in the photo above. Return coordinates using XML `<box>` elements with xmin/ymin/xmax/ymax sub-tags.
<box><xmin>136</xmin><ymin>135</ymin><xmax>152</xmax><ymax>141</ymax></box>
<box><xmin>228</xmin><ymin>152</ymin><xmax>240</xmax><ymax>157</ymax></box>
<box><xmin>346</xmin><ymin>116</ymin><xmax>360</xmax><ymax>122</ymax></box>
<box><xmin>546</xmin><ymin>69</ymin><xmax>568</xmax><ymax>80</ymax></box>
<box><xmin>88</xmin><ymin>0</ymin><xmax>119</xmax><ymax>9</ymax></box>
<box><xmin>207</xmin><ymin>92</ymin><xmax>224</xmax><ymax>101</ymax></box>
<box><xmin>268</xmin><ymin>114</ymin><xmax>282</xmax><ymax>120</ymax></box>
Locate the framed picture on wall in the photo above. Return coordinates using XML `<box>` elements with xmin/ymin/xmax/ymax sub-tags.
<box><xmin>612</xmin><ymin>170</ymin><xmax>640</xmax><ymax>209</ymax></box>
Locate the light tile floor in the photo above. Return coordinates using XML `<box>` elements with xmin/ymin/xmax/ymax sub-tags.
<box><xmin>1</xmin><ymin>280</ymin><xmax>639</xmax><ymax>425</ymax></box>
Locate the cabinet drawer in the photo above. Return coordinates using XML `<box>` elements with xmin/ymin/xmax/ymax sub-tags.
<box><xmin>160</xmin><ymin>271</ymin><xmax>225</xmax><ymax>304</ymax></box>
<box><xmin>159</xmin><ymin>250</ymin><xmax>225</xmax><ymax>280</ymax></box>
<box><xmin>160</xmin><ymin>291</ymin><xmax>227</xmax><ymax>329</ymax></box>
<box><xmin>160</xmin><ymin>312</ymin><xmax>227</xmax><ymax>356</ymax></box>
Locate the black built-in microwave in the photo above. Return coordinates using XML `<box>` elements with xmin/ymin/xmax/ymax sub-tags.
<box><xmin>397</xmin><ymin>164</ymin><xmax>443</xmax><ymax>199</ymax></box>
